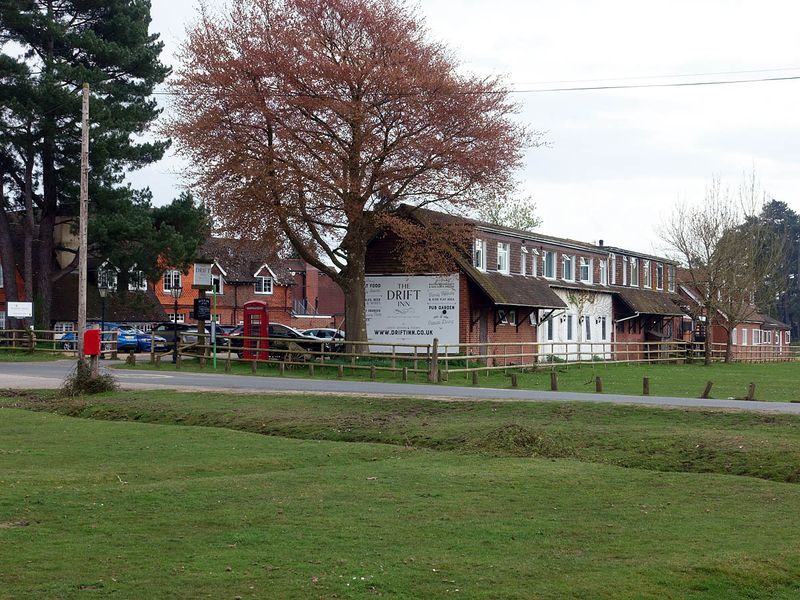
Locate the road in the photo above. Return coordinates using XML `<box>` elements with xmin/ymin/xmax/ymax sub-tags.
<box><xmin>2</xmin><ymin>359</ymin><xmax>800</xmax><ymax>414</ymax></box>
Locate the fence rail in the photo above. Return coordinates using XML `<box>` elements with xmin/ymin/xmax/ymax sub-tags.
<box><xmin>0</xmin><ymin>329</ymin><xmax>118</xmax><ymax>357</ymax></box>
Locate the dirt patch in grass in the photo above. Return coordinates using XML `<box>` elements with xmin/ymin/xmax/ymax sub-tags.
<box><xmin>470</xmin><ymin>423</ymin><xmax>576</xmax><ymax>458</ymax></box>
<box><xmin>0</xmin><ymin>520</ymin><xmax>30</xmax><ymax>529</ymax></box>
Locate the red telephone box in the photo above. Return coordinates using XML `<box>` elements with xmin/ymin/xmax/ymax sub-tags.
<box><xmin>243</xmin><ymin>300</ymin><xmax>269</xmax><ymax>360</ymax></box>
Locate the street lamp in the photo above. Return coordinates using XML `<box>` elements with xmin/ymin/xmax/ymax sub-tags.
<box><xmin>170</xmin><ymin>283</ymin><xmax>183</xmax><ymax>364</ymax></box>
<box><xmin>98</xmin><ymin>283</ymin><xmax>109</xmax><ymax>350</ymax></box>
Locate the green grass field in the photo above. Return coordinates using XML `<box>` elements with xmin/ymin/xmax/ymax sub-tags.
<box><xmin>3</xmin><ymin>394</ymin><xmax>800</xmax><ymax>599</ymax></box>
<box><xmin>115</xmin><ymin>357</ymin><xmax>800</xmax><ymax>401</ymax></box>
<box><xmin>0</xmin><ymin>350</ymin><xmax>66</xmax><ymax>362</ymax></box>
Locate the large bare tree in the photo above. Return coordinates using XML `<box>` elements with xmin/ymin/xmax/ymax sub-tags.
<box><xmin>662</xmin><ymin>174</ymin><xmax>782</xmax><ymax>363</ymax></box>
<box><xmin>168</xmin><ymin>0</ymin><xmax>531</xmax><ymax>343</ymax></box>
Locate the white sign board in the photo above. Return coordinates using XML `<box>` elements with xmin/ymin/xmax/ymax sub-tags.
<box><xmin>7</xmin><ymin>301</ymin><xmax>33</xmax><ymax>318</ymax></box>
<box><xmin>365</xmin><ymin>274</ymin><xmax>459</xmax><ymax>352</ymax></box>
<box><xmin>193</xmin><ymin>263</ymin><xmax>213</xmax><ymax>287</ymax></box>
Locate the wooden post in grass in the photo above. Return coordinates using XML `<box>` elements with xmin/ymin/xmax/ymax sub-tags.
<box><xmin>550</xmin><ymin>370</ymin><xmax>558</xmax><ymax>391</ymax></box>
<box><xmin>155</xmin><ymin>354</ymin><xmax>161</xmax><ymax>367</ymax></box>
<box><xmin>308</xmin><ymin>363</ymin><xmax>314</xmax><ymax>377</ymax></box>
<box><xmin>176</xmin><ymin>353</ymin><xmax>182</xmax><ymax>369</ymax></box>
<box><xmin>150</xmin><ymin>331</ymin><xmax>156</xmax><ymax>364</ymax></box>
<box><xmin>643</xmin><ymin>377</ymin><xmax>650</xmax><ymax>396</ymax></box>
<box><xmin>278</xmin><ymin>362</ymin><xmax>284</xmax><ymax>376</ymax></box>
<box><xmin>251</xmin><ymin>360</ymin><xmax>257</xmax><ymax>374</ymax></box>
<box><xmin>224</xmin><ymin>355</ymin><xmax>231</xmax><ymax>373</ymax></box>
<box><xmin>472</xmin><ymin>370</ymin><xmax>479</xmax><ymax>386</ymax></box>
<box><xmin>337</xmin><ymin>364</ymin><xmax>344</xmax><ymax>379</ymax></box>
<box><xmin>370</xmin><ymin>364</ymin><xmax>376</xmax><ymax>380</ymax></box>
<box><xmin>595</xmin><ymin>376</ymin><xmax>603</xmax><ymax>393</ymax></box>
<box><xmin>402</xmin><ymin>366</ymin><xmax>408</xmax><ymax>381</ymax></box>
<box><xmin>746</xmin><ymin>382</ymin><xmax>756</xmax><ymax>401</ymax></box>
<box><xmin>392</xmin><ymin>345</ymin><xmax>397</xmax><ymax>369</ymax></box>
<box><xmin>701</xmin><ymin>381</ymin><xmax>713</xmax><ymax>399</ymax></box>
<box><xmin>428</xmin><ymin>338</ymin><xmax>439</xmax><ymax>383</ymax></box>
<box><xmin>510</xmin><ymin>373</ymin><xmax>518</xmax><ymax>388</ymax></box>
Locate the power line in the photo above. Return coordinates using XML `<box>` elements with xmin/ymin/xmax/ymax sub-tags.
<box><xmin>512</xmin><ymin>66</ymin><xmax>800</xmax><ymax>86</ymax></box>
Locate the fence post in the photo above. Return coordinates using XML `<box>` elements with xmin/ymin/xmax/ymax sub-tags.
<box><xmin>510</xmin><ymin>373</ymin><xmax>518</xmax><ymax>388</ymax></box>
<box><xmin>150</xmin><ymin>331</ymin><xmax>156</xmax><ymax>364</ymax></box>
<box><xmin>643</xmin><ymin>377</ymin><xmax>650</xmax><ymax>396</ymax></box>
<box><xmin>278</xmin><ymin>362</ymin><xmax>284</xmax><ymax>376</ymax></box>
<box><xmin>701</xmin><ymin>381</ymin><xmax>713</xmax><ymax>399</ymax></box>
<box><xmin>428</xmin><ymin>337</ymin><xmax>439</xmax><ymax>383</ymax></box>
<box><xmin>746</xmin><ymin>382</ymin><xmax>756</xmax><ymax>401</ymax></box>
<box><xmin>26</xmin><ymin>329</ymin><xmax>36</xmax><ymax>353</ymax></box>
<box><xmin>550</xmin><ymin>370</ymin><xmax>558</xmax><ymax>391</ymax></box>
<box><xmin>595</xmin><ymin>376</ymin><xmax>603</xmax><ymax>393</ymax></box>
<box><xmin>224</xmin><ymin>354</ymin><xmax>231</xmax><ymax>373</ymax></box>
<box><xmin>370</xmin><ymin>365</ymin><xmax>376</xmax><ymax>380</ymax></box>
<box><xmin>308</xmin><ymin>363</ymin><xmax>315</xmax><ymax>377</ymax></box>
<box><xmin>472</xmin><ymin>370</ymin><xmax>479</xmax><ymax>386</ymax></box>
<box><xmin>402</xmin><ymin>366</ymin><xmax>408</xmax><ymax>382</ymax></box>
<box><xmin>337</xmin><ymin>364</ymin><xmax>344</xmax><ymax>379</ymax></box>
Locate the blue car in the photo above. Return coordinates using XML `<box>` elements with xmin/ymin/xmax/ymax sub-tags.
<box><xmin>61</xmin><ymin>323</ymin><xmax>166</xmax><ymax>353</ymax></box>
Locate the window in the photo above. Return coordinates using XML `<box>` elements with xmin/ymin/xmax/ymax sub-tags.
<box><xmin>211</xmin><ymin>274</ymin><xmax>224</xmax><ymax>295</ymax></box>
<box><xmin>562</xmin><ymin>255</ymin><xmax>575</xmax><ymax>281</ymax></box>
<box><xmin>579</xmin><ymin>257</ymin><xmax>592</xmax><ymax>283</ymax></box>
<box><xmin>546</xmin><ymin>318</ymin><xmax>554</xmax><ymax>341</ymax></box>
<box><xmin>610</xmin><ymin>254</ymin><xmax>617</xmax><ymax>285</ymax></box>
<box><xmin>566</xmin><ymin>314</ymin><xmax>574</xmax><ymax>341</ymax></box>
<box><xmin>656</xmin><ymin>263</ymin><xmax>664</xmax><ymax>290</ymax></box>
<box><xmin>584</xmin><ymin>317</ymin><xmax>591</xmax><ymax>341</ymax></box>
<box><xmin>766</xmin><ymin>330</ymin><xmax>773</xmax><ymax>344</ymax></box>
<box><xmin>668</xmin><ymin>265</ymin><xmax>676</xmax><ymax>292</ymax></box>
<box><xmin>128</xmin><ymin>269</ymin><xmax>147</xmax><ymax>292</ymax></box>
<box><xmin>497</xmin><ymin>242</ymin><xmax>510</xmax><ymax>274</ymax></box>
<box><xmin>98</xmin><ymin>262</ymin><xmax>118</xmax><ymax>292</ymax></box>
<box><xmin>600</xmin><ymin>316</ymin><xmax>607</xmax><ymax>340</ymax></box>
<box><xmin>520</xmin><ymin>246</ymin><xmax>528</xmax><ymax>276</ymax></box>
<box><xmin>0</xmin><ymin>311</ymin><xmax>5</xmax><ymax>330</ymax></box>
<box><xmin>473</xmin><ymin>239</ymin><xmax>487</xmax><ymax>271</ymax></box>
<box><xmin>0</xmin><ymin>264</ymin><xmax>3</xmax><ymax>288</ymax></box>
<box><xmin>543</xmin><ymin>251</ymin><xmax>556</xmax><ymax>278</ymax></box>
<box><xmin>599</xmin><ymin>259</ymin><xmax>608</xmax><ymax>286</ymax></box>
<box><xmin>622</xmin><ymin>256</ymin><xmax>628</xmax><ymax>285</ymax></box>
<box><xmin>643</xmin><ymin>260</ymin><xmax>651</xmax><ymax>288</ymax></box>
<box><xmin>742</xmin><ymin>328</ymin><xmax>748</xmax><ymax>346</ymax></box>
<box><xmin>753</xmin><ymin>330</ymin><xmax>761</xmax><ymax>345</ymax></box>
<box><xmin>163</xmin><ymin>270</ymin><xmax>182</xmax><ymax>291</ymax></box>
<box><xmin>630</xmin><ymin>257</ymin><xmax>639</xmax><ymax>287</ymax></box>
<box><xmin>169</xmin><ymin>313</ymin><xmax>185</xmax><ymax>324</ymax></box>
<box><xmin>787</xmin><ymin>331</ymin><xmax>791</xmax><ymax>345</ymax></box>
<box><xmin>54</xmin><ymin>322</ymin><xmax>75</xmax><ymax>334</ymax></box>
<box><xmin>498</xmin><ymin>309</ymin><xmax>517</xmax><ymax>325</ymax></box>
<box><xmin>531</xmin><ymin>249</ymin><xmax>538</xmax><ymax>277</ymax></box>
<box><xmin>255</xmin><ymin>276</ymin><xmax>273</xmax><ymax>295</ymax></box>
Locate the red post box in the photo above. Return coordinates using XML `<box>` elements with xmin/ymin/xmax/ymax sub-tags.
<box><xmin>84</xmin><ymin>329</ymin><xmax>101</xmax><ymax>356</ymax></box>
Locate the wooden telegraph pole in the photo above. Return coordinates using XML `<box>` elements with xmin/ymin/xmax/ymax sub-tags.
<box><xmin>77</xmin><ymin>83</ymin><xmax>89</xmax><ymax>363</ymax></box>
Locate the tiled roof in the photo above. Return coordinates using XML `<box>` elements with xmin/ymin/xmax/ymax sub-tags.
<box><xmin>614</xmin><ymin>288</ymin><xmax>685</xmax><ymax>316</ymax></box>
<box><xmin>198</xmin><ymin>238</ymin><xmax>295</xmax><ymax>285</ymax></box>
<box><xmin>51</xmin><ymin>274</ymin><xmax>167</xmax><ymax>323</ymax></box>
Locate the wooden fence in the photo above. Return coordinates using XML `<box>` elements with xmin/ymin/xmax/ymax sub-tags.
<box><xmin>0</xmin><ymin>329</ymin><xmax>118</xmax><ymax>358</ymax></box>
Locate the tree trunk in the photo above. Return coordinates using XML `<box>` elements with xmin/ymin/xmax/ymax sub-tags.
<box><xmin>704</xmin><ymin>319</ymin><xmax>713</xmax><ymax>365</ymax></box>
<box><xmin>724</xmin><ymin>328</ymin><xmax>733</xmax><ymax>363</ymax></box>
<box><xmin>23</xmin><ymin>155</ymin><xmax>35</xmax><ymax>311</ymax></box>
<box><xmin>37</xmin><ymin>122</ymin><xmax>58</xmax><ymax>330</ymax></box>
<box><xmin>0</xmin><ymin>183</ymin><xmax>23</xmax><ymax>329</ymax></box>
<box><xmin>341</xmin><ymin>263</ymin><xmax>367</xmax><ymax>354</ymax></box>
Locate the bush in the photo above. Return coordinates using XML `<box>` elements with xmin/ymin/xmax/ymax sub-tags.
<box><xmin>61</xmin><ymin>361</ymin><xmax>117</xmax><ymax>396</ymax></box>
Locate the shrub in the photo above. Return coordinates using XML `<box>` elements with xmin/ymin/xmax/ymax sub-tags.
<box><xmin>61</xmin><ymin>362</ymin><xmax>117</xmax><ymax>397</ymax></box>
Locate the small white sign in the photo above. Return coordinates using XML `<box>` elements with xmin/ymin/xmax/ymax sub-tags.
<box><xmin>7</xmin><ymin>301</ymin><xmax>33</xmax><ymax>318</ymax></box>
<box><xmin>193</xmin><ymin>263</ymin><xmax>213</xmax><ymax>287</ymax></box>
<box><xmin>365</xmin><ymin>274</ymin><xmax>459</xmax><ymax>352</ymax></box>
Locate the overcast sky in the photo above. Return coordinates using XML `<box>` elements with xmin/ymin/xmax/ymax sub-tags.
<box><xmin>129</xmin><ymin>0</ymin><xmax>800</xmax><ymax>255</ymax></box>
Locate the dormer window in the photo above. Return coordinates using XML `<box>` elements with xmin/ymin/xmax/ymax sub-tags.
<box><xmin>599</xmin><ymin>258</ymin><xmax>608</xmax><ymax>286</ymax></box>
<box><xmin>656</xmin><ymin>263</ymin><xmax>664</xmax><ymax>290</ymax></box>
<box><xmin>579</xmin><ymin>257</ymin><xmax>592</xmax><ymax>283</ymax></box>
<box><xmin>163</xmin><ymin>270</ymin><xmax>182</xmax><ymax>291</ymax></box>
<box><xmin>562</xmin><ymin>254</ymin><xmax>575</xmax><ymax>281</ymax></box>
<box><xmin>255</xmin><ymin>276</ymin><xmax>273</xmax><ymax>295</ymax></box>
<box><xmin>643</xmin><ymin>260</ymin><xmax>651</xmax><ymax>288</ymax></box>
<box><xmin>630</xmin><ymin>257</ymin><xmax>639</xmax><ymax>287</ymax></box>
<box><xmin>473</xmin><ymin>239</ymin><xmax>487</xmax><ymax>271</ymax></box>
<box><xmin>128</xmin><ymin>268</ymin><xmax>147</xmax><ymax>292</ymax></box>
<box><xmin>98</xmin><ymin>261</ymin><xmax>118</xmax><ymax>292</ymax></box>
<box><xmin>543</xmin><ymin>251</ymin><xmax>556</xmax><ymax>279</ymax></box>
<box><xmin>520</xmin><ymin>245</ymin><xmax>528</xmax><ymax>276</ymax></box>
<box><xmin>497</xmin><ymin>242</ymin><xmax>510</xmax><ymax>274</ymax></box>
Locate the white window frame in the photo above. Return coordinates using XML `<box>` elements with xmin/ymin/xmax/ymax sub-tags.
<box><xmin>668</xmin><ymin>265</ymin><xmax>676</xmax><ymax>292</ymax></box>
<box><xmin>584</xmin><ymin>316</ymin><xmax>591</xmax><ymax>341</ymax></box>
<box><xmin>498</xmin><ymin>309</ymin><xmax>517</xmax><ymax>326</ymax></box>
<box><xmin>0</xmin><ymin>264</ymin><xmax>4</xmax><ymax>288</ymax></box>
<box><xmin>643</xmin><ymin>260</ymin><xmax>651</xmax><ymax>289</ymax></box>
<box><xmin>473</xmin><ymin>239</ymin><xmax>487</xmax><ymax>271</ymax></box>
<box><xmin>98</xmin><ymin>261</ymin><xmax>119</xmax><ymax>292</ymax></box>
<box><xmin>531</xmin><ymin>249</ymin><xmax>539</xmax><ymax>277</ymax></box>
<box><xmin>255</xmin><ymin>276</ymin><xmax>273</xmax><ymax>295</ymax></box>
<box><xmin>520</xmin><ymin>246</ymin><xmax>528</xmax><ymax>276</ymax></box>
<box><xmin>742</xmin><ymin>328</ymin><xmax>748</xmax><ymax>346</ymax></box>
<box><xmin>128</xmin><ymin>268</ymin><xmax>147</xmax><ymax>292</ymax></box>
<box><xmin>731</xmin><ymin>328</ymin><xmax>737</xmax><ymax>346</ymax></box>
<box><xmin>630</xmin><ymin>257</ymin><xmax>639</xmax><ymax>287</ymax></box>
<box><xmin>543</xmin><ymin>251</ymin><xmax>556</xmax><ymax>279</ymax></box>
<box><xmin>566</xmin><ymin>314</ymin><xmax>574</xmax><ymax>341</ymax></box>
<box><xmin>163</xmin><ymin>270</ymin><xmax>182</xmax><ymax>292</ymax></box>
<box><xmin>599</xmin><ymin>259</ymin><xmax>608</xmax><ymax>286</ymax></box>
<box><xmin>211</xmin><ymin>273</ymin><xmax>224</xmax><ymax>295</ymax></box>
<box><xmin>655</xmin><ymin>263</ymin><xmax>664</xmax><ymax>290</ymax></box>
<box><xmin>0</xmin><ymin>311</ymin><xmax>5</xmax><ymax>330</ymax></box>
<box><xmin>546</xmin><ymin>317</ymin><xmax>554</xmax><ymax>341</ymax></box>
<box><xmin>497</xmin><ymin>242</ymin><xmax>510</xmax><ymax>274</ymax></box>
<box><xmin>562</xmin><ymin>254</ymin><xmax>575</xmax><ymax>281</ymax></box>
<box><xmin>579</xmin><ymin>257</ymin><xmax>592</xmax><ymax>283</ymax></box>
<box><xmin>622</xmin><ymin>256</ymin><xmax>628</xmax><ymax>286</ymax></box>
<box><xmin>600</xmin><ymin>316</ymin><xmax>607</xmax><ymax>340</ymax></box>
<box><xmin>169</xmin><ymin>313</ymin><xmax>185</xmax><ymax>324</ymax></box>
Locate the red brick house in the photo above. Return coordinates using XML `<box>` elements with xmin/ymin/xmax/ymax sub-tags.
<box><xmin>365</xmin><ymin>207</ymin><xmax>685</xmax><ymax>360</ymax></box>
<box><xmin>155</xmin><ymin>238</ymin><xmax>344</xmax><ymax>329</ymax></box>
<box><xmin>0</xmin><ymin>263</ymin><xmax>26</xmax><ymax>329</ymax></box>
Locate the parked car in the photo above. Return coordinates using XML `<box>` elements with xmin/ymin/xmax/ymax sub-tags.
<box><xmin>302</xmin><ymin>328</ymin><xmax>346</xmax><ymax>352</ymax></box>
<box><xmin>152</xmin><ymin>322</ymin><xmax>199</xmax><ymax>349</ymax></box>
<box><xmin>228</xmin><ymin>323</ymin><xmax>324</xmax><ymax>359</ymax></box>
<box><xmin>61</xmin><ymin>323</ymin><xmax>166</xmax><ymax>353</ymax></box>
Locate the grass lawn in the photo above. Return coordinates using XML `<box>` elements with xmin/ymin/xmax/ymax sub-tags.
<box><xmin>0</xmin><ymin>350</ymin><xmax>66</xmax><ymax>362</ymax></box>
<box><xmin>115</xmin><ymin>356</ymin><xmax>800</xmax><ymax>401</ymax></box>
<box><xmin>3</xmin><ymin>406</ymin><xmax>800</xmax><ymax>599</ymax></box>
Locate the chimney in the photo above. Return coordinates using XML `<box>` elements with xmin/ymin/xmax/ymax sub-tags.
<box><xmin>598</xmin><ymin>239</ymin><xmax>604</xmax><ymax>247</ymax></box>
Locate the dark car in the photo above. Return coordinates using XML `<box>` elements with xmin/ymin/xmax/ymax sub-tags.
<box><xmin>228</xmin><ymin>323</ymin><xmax>323</xmax><ymax>360</ymax></box>
<box><xmin>152</xmin><ymin>322</ymin><xmax>199</xmax><ymax>349</ymax></box>
<box><xmin>302</xmin><ymin>328</ymin><xmax>346</xmax><ymax>352</ymax></box>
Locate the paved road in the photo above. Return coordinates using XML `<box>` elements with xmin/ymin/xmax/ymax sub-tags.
<box><xmin>2</xmin><ymin>359</ymin><xmax>800</xmax><ymax>414</ymax></box>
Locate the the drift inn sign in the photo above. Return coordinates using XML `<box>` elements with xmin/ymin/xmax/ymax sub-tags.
<box><xmin>365</xmin><ymin>274</ymin><xmax>459</xmax><ymax>351</ymax></box>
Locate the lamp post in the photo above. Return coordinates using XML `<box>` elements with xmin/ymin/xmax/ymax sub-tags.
<box><xmin>170</xmin><ymin>284</ymin><xmax>183</xmax><ymax>364</ymax></box>
<box><xmin>98</xmin><ymin>283</ymin><xmax>109</xmax><ymax>354</ymax></box>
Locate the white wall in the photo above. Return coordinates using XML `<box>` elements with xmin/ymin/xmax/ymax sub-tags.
<box><xmin>537</xmin><ymin>289</ymin><xmax>613</xmax><ymax>361</ymax></box>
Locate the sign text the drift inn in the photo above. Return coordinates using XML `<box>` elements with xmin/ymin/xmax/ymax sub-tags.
<box><xmin>365</xmin><ymin>274</ymin><xmax>459</xmax><ymax>352</ymax></box>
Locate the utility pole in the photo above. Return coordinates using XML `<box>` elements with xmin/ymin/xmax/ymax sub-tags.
<box><xmin>77</xmin><ymin>83</ymin><xmax>89</xmax><ymax>363</ymax></box>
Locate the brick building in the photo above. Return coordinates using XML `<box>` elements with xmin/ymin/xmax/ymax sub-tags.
<box><xmin>0</xmin><ymin>263</ymin><xmax>26</xmax><ymax>330</ymax></box>
<box><xmin>365</xmin><ymin>207</ymin><xmax>685</xmax><ymax>360</ymax></box>
<box><xmin>155</xmin><ymin>238</ymin><xmax>344</xmax><ymax>329</ymax></box>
